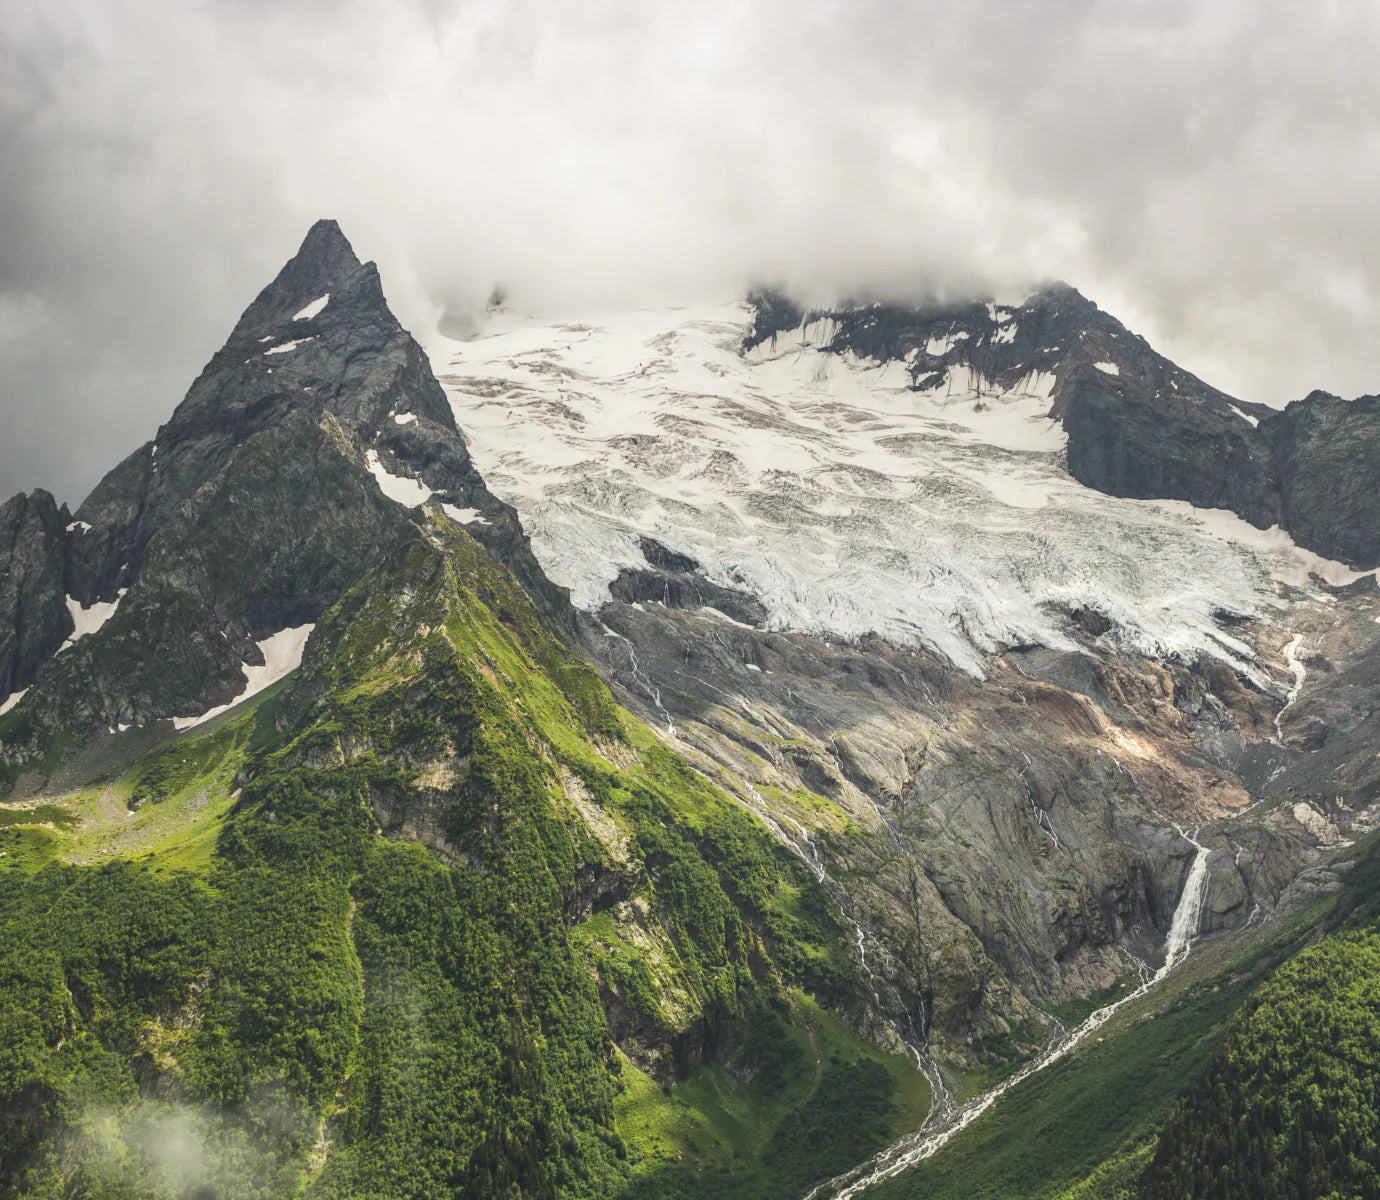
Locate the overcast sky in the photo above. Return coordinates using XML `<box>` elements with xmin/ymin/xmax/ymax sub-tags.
<box><xmin>3</xmin><ymin>0</ymin><xmax>1380</xmax><ymax>505</ymax></box>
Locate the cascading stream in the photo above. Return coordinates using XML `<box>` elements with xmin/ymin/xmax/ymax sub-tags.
<box><xmin>598</xmin><ymin>621</ymin><xmax>677</xmax><ymax>735</ymax></box>
<box><xmin>742</xmin><ymin>777</ymin><xmax>951</xmax><ymax>1113</ymax></box>
<box><xmin>808</xmin><ymin>827</ymin><xmax>1214</xmax><ymax>1200</ymax></box>
<box><xmin>603</xmin><ymin>633</ymin><xmax>955</xmax><ymax>1121</ymax></box>
<box><xmin>609</xmin><ymin>633</ymin><xmax>1218</xmax><ymax>1200</ymax></box>
<box><xmin>1274</xmin><ymin>634</ymin><xmax>1307</xmax><ymax>742</ymax></box>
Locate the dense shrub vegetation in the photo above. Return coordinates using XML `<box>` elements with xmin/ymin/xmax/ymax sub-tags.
<box><xmin>0</xmin><ymin>525</ymin><xmax>885</xmax><ymax>1199</ymax></box>
<box><xmin>1147</xmin><ymin>931</ymin><xmax>1380</xmax><ymax>1200</ymax></box>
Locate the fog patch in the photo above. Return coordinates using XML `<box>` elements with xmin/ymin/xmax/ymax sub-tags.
<box><xmin>54</xmin><ymin>1090</ymin><xmax>324</xmax><ymax>1198</ymax></box>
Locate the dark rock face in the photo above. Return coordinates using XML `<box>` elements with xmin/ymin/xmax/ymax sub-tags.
<box><xmin>579</xmin><ymin>591</ymin><xmax>1297</xmax><ymax>1056</ymax></box>
<box><xmin>1066</xmin><ymin>381</ymin><xmax>1380</xmax><ymax>569</ymax></box>
<box><xmin>748</xmin><ymin>286</ymin><xmax>1380</xmax><ymax>568</ymax></box>
<box><xmin>19</xmin><ymin>414</ymin><xmax>416</xmax><ymax>730</ymax></box>
<box><xmin>742</xmin><ymin>287</ymin><xmax>804</xmax><ymax>351</ymax></box>
<box><xmin>0</xmin><ymin>490</ymin><xmax>72</xmax><ymax>699</ymax></box>
<box><xmin>1</xmin><ymin>220</ymin><xmax>565</xmax><ymax>741</ymax></box>
<box><xmin>1269</xmin><ymin>391</ymin><xmax>1380</xmax><ymax>567</ymax></box>
<box><xmin>638</xmin><ymin>535</ymin><xmax>700</xmax><ymax>575</ymax></box>
<box><xmin>1060</xmin><ymin>369</ymin><xmax>1280</xmax><ymax>526</ymax></box>
<box><xmin>606</xmin><ymin>537</ymin><xmax>767</xmax><ymax>627</ymax></box>
<box><xmin>67</xmin><ymin>219</ymin><xmax>465</xmax><ymax>602</ymax></box>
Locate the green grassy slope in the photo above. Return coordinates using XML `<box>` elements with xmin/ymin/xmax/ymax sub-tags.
<box><xmin>0</xmin><ymin>518</ymin><xmax>930</xmax><ymax>1200</ymax></box>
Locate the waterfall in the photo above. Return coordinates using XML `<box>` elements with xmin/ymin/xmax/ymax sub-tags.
<box><xmin>1274</xmin><ymin>634</ymin><xmax>1307</xmax><ymax>741</ymax></box>
<box><xmin>699</xmin><ymin>767</ymin><xmax>959</xmax><ymax>1151</ymax></box>
<box><xmin>811</xmin><ymin>826</ymin><xmax>1214</xmax><ymax>1199</ymax></box>
<box><xmin>1161</xmin><ymin>829</ymin><xmax>1210</xmax><ymax>976</ymax></box>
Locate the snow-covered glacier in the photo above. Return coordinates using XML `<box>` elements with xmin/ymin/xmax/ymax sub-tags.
<box><xmin>427</xmin><ymin>302</ymin><xmax>1362</xmax><ymax>678</ymax></box>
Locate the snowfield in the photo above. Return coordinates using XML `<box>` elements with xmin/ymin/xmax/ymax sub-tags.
<box><xmin>427</xmin><ymin>303</ymin><xmax>1360</xmax><ymax>678</ymax></box>
<box><xmin>60</xmin><ymin>592</ymin><xmax>125</xmax><ymax>653</ymax></box>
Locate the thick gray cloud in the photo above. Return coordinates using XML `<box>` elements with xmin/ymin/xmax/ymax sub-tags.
<box><xmin>3</xmin><ymin>0</ymin><xmax>1379</xmax><ymax>505</ymax></box>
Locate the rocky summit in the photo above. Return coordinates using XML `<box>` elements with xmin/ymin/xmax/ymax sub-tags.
<box><xmin>0</xmin><ymin>221</ymin><xmax>559</xmax><ymax>747</ymax></box>
<box><xmin>2</xmin><ymin>223</ymin><xmax>1380</xmax><ymax>1200</ymax></box>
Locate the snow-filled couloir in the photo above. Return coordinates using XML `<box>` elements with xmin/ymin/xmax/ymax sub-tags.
<box><xmin>427</xmin><ymin>302</ymin><xmax>1363</xmax><ymax>678</ymax></box>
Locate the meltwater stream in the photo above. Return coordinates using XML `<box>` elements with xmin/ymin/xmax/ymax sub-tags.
<box><xmin>737</xmin><ymin>776</ymin><xmax>957</xmax><ymax>1121</ymax></box>
<box><xmin>807</xmin><ymin>827</ymin><xmax>1213</xmax><ymax>1200</ymax></box>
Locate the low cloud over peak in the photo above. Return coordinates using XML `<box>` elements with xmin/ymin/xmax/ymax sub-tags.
<box><xmin>3</xmin><ymin>0</ymin><xmax>1379</xmax><ymax>502</ymax></box>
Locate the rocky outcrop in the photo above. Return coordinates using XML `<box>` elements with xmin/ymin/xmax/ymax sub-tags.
<box><xmin>69</xmin><ymin>220</ymin><xmax>482</xmax><ymax>599</ymax></box>
<box><xmin>1</xmin><ymin>220</ymin><xmax>566</xmax><ymax>748</ymax></box>
<box><xmin>17</xmin><ymin>414</ymin><xmax>415</xmax><ymax>731</ymax></box>
<box><xmin>0</xmin><ymin>490</ymin><xmax>72</xmax><ymax>700</ymax></box>
<box><xmin>1062</xmin><ymin>376</ymin><xmax>1380</xmax><ymax>570</ymax></box>
<box><xmin>1060</xmin><ymin>370</ymin><xmax>1279</xmax><ymax>526</ymax></box>
<box><xmin>607</xmin><ymin>537</ymin><xmax>767</xmax><ymax>627</ymax></box>
<box><xmin>1269</xmin><ymin>391</ymin><xmax>1380</xmax><ymax>567</ymax></box>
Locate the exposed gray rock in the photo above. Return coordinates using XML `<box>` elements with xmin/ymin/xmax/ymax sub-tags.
<box><xmin>68</xmin><ymin>219</ymin><xmax>464</xmax><ymax>597</ymax></box>
<box><xmin>16</xmin><ymin>412</ymin><xmax>415</xmax><ymax>732</ymax></box>
<box><xmin>1269</xmin><ymin>390</ymin><xmax>1380</xmax><ymax>567</ymax></box>
<box><xmin>0</xmin><ymin>489</ymin><xmax>72</xmax><ymax>699</ymax></box>
<box><xmin>606</xmin><ymin>536</ymin><xmax>767</xmax><ymax>627</ymax></box>
<box><xmin>1</xmin><ymin>219</ymin><xmax>565</xmax><ymax>754</ymax></box>
<box><xmin>577</xmin><ymin>581</ymin><xmax>1343</xmax><ymax>1068</ymax></box>
<box><xmin>1061</xmin><ymin>368</ymin><xmax>1279</xmax><ymax>526</ymax></box>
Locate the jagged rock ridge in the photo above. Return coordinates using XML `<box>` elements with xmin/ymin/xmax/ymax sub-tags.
<box><xmin>746</xmin><ymin>286</ymin><xmax>1380</xmax><ymax>568</ymax></box>
<box><xmin>0</xmin><ymin>220</ymin><xmax>560</xmax><ymax>740</ymax></box>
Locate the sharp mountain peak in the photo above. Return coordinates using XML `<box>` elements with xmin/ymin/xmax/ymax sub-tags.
<box><xmin>4</xmin><ymin>217</ymin><xmax>1380</xmax><ymax>1200</ymax></box>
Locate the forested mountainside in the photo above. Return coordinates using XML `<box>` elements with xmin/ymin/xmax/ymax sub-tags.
<box><xmin>2</xmin><ymin>221</ymin><xmax>1380</xmax><ymax>1198</ymax></box>
<box><xmin>0</xmin><ymin>521</ymin><xmax>899</xmax><ymax>1198</ymax></box>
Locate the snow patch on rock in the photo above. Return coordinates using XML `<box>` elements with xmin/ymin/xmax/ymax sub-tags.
<box><xmin>364</xmin><ymin>450</ymin><xmax>487</xmax><ymax>528</ymax></box>
<box><xmin>441</xmin><ymin>504</ymin><xmax>490</xmax><ymax>526</ymax></box>
<box><xmin>60</xmin><ymin>592</ymin><xmax>124</xmax><ymax>652</ymax></box>
<box><xmin>172</xmin><ymin>624</ymin><xmax>314</xmax><ymax>731</ymax></box>
<box><xmin>293</xmin><ymin>294</ymin><xmax>330</xmax><ymax>321</ymax></box>
<box><xmin>1094</xmin><ymin>361</ymin><xmax>1120</xmax><ymax>376</ymax></box>
<box><xmin>264</xmin><ymin>337</ymin><xmax>314</xmax><ymax>356</ymax></box>
<box><xmin>365</xmin><ymin>449</ymin><xmax>433</xmax><ymax>508</ymax></box>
